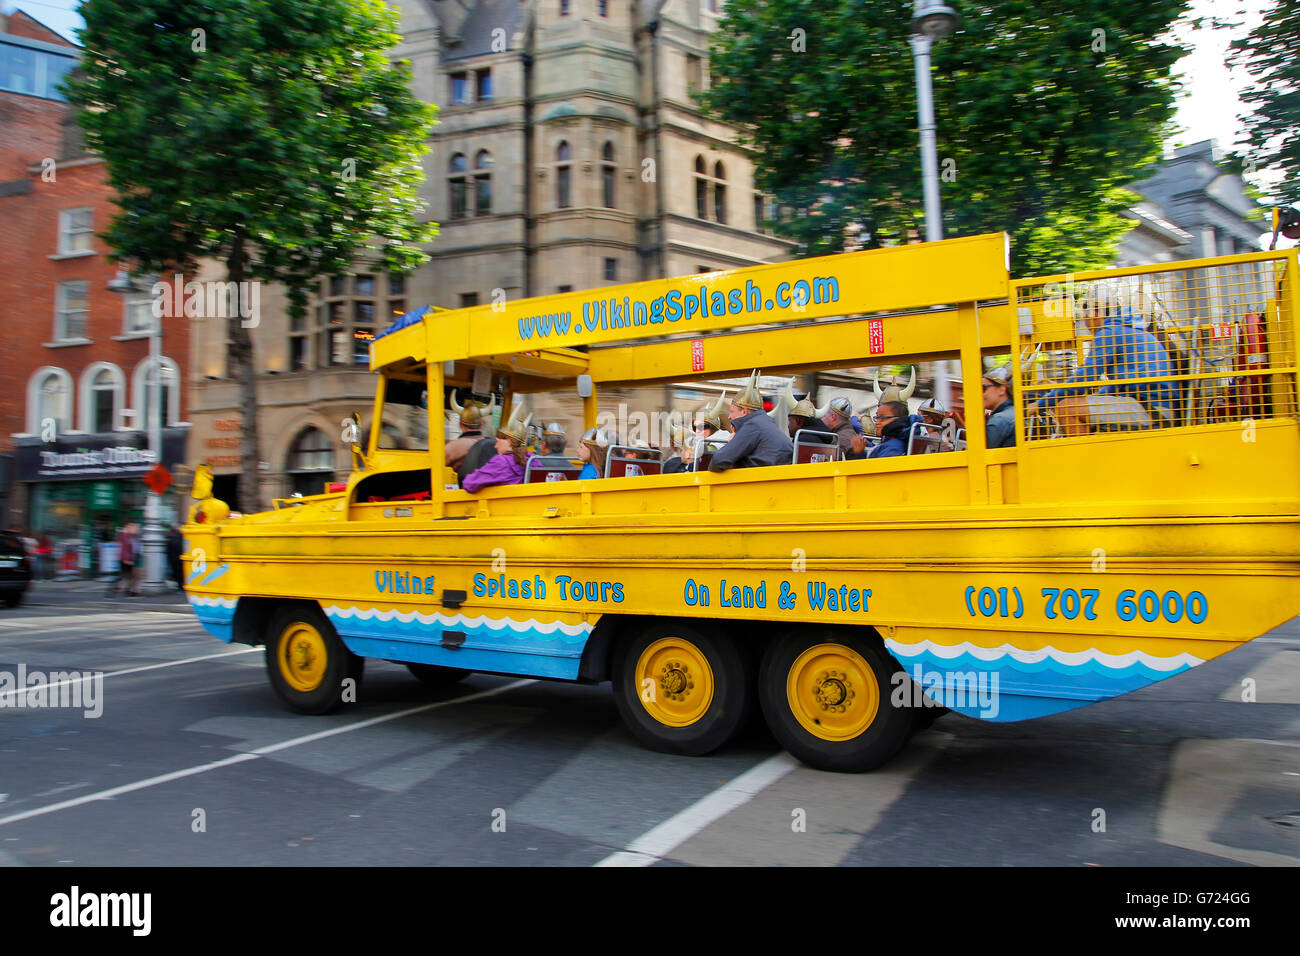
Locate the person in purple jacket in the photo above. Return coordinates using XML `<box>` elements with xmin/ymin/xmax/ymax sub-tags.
<box><xmin>462</xmin><ymin>405</ymin><xmax>534</xmax><ymax>492</ymax></box>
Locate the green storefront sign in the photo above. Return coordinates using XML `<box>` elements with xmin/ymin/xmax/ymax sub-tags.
<box><xmin>90</xmin><ymin>481</ymin><xmax>118</xmax><ymax>510</ymax></box>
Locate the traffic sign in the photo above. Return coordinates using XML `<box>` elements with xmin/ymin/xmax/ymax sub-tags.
<box><xmin>144</xmin><ymin>464</ymin><xmax>172</xmax><ymax>495</ymax></box>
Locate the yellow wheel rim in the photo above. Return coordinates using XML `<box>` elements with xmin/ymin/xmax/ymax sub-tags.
<box><xmin>277</xmin><ymin>620</ymin><xmax>328</xmax><ymax>693</ymax></box>
<box><xmin>786</xmin><ymin>643</ymin><xmax>880</xmax><ymax>741</ymax></box>
<box><xmin>634</xmin><ymin>637</ymin><xmax>715</xmax><ymax>728</ymax></box>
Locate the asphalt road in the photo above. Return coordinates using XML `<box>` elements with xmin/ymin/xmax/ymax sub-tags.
<box><xmin>1</xmin><ymin>587</ymin><xmax>1297</xmax><ymax>867</ymax></box>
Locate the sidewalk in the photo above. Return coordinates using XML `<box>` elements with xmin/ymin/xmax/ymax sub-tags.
<box><xmin>22</xmin><ymin>578</ymin><xmax>193</xmax><ymax>614</ymax></box>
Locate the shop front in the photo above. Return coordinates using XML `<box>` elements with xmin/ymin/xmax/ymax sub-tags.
<box><xmin>13</xmin><ymin>428</ymin><xmax>189</xmax><ymax>578</ymax></box>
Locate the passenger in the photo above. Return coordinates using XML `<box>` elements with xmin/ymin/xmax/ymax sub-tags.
<box><xmin>867</xmin><ymin>401</ymin><xmax>910</xmax><ymax>458</ymax></box>
<box><xmin>576</xmin><ymin>427</ymin><xmax>610</xmax><ymax>479</ymax></box>
<box><xmin>462</xmin><ymin>406</ymin><xmax>534</xmax><ymax>492</ymax></box>
<box><xmin>787</xmin><ymin>399</ymin><xmax>834</xmax><ymax>443</ymax></box>
<box><xmin>915</xmin><ymin>397</ymin><xmax>954</xmax><ymax>452</ymax></box>
<box><xmin>983</xmin><ymin>365</ymin><xmax>1016</xmax><ymax>448</ymax></box>
<box><xmin>445</xmin><ymin>394</ymin><xmax>497</xmax><ymax>480</ymax></box>
<box><xmin>694</xmin><ymin>391</ymin><xmax>731</xmax><ymax>442</ymax></box>
<box><xmin>541</xmin><ymin>421</ymin><xmax>567</xmax><ymax>455</ymax></box>
<box><xmin>663</xmin><ymin>424</ymin><xmax>689</xmax><ymax>473</ymax></box>
<box><xmin>1027</xmin><ymin>295</ymin><xmax>1177</xmax><ymax>435</ymax></box>
<box><xmin>822</xmin><ymin>396</ymin><xmax>868</xmax><ymax>458</ymax></box>
<box><xmin>710</xmin><ymin>370</ymin><xmax>794</xmax><ymax>471</ymax></box>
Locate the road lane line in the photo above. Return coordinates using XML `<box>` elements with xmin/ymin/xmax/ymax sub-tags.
<box><xmin>0</xmin><ymin>679</ymin><xmax>536</xmax><ymax>828</ymax></box>
<box><xmin>0</xmin><ymin>648</ymin><xmax>260</xmax><ymax>703</ymax></box>
<box><xmin>594</xmin><ymin>752</ymin><xmax>800</xmax><ymax>867</ymax></box>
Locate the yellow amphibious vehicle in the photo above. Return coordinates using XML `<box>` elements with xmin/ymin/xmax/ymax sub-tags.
<box><xmin>184</xmin><ymin>234</ymin><xmax>1300</xmax><ymax>772</ymax></box>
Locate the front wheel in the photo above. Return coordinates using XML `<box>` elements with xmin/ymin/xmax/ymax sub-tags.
<box><xmin>265</xmin><ymin>604</ymin><xmax>363</xmax><ymax>715</ymax></box>
<box><xmin>612</xmin><ymin>622</ymin><xmax>753</xmax><ymax>756</ymax></box>
<box><xmin>759</xmin><ymin>629</ymin><xmax>913</xmax><ymax>773</ymax></box>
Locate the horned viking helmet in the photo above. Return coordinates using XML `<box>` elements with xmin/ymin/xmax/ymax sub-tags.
<box><xmin>447</xmin><ymin>391</ymin><xmax>496</xmax><ymax>430</ymax></box>
<box><xmin>767</xmin><ymin>377</ymin><xmax>799</xmax><ymax>424</ymax></box>
<box><xmin>733</xmin><ymin>369</ymin><xmax>765</xmax><ymax>411</ymax></box>
<box><xmin>497</xmin><ymin>404</ymin><xmax>533</xmax><ymax>444</ymax></box>
<box><xmin>698</xmin><ymin>390</ymin><xmax>731</xmax><ymax>432</ymax></box>
<box><xmin>873</xmin><ymin>366</ymin><xmax>917</xmax><ymax>404</ymax></box>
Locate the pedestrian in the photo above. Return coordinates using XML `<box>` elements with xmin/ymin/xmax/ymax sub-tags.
<box><xmin>166</xmin><ymin>525</ymin><xmax>184</xmax><ymax>591</ymax></box>
<box><xmin>36</xmin><ymin>532</ymin><xmax>54</xmax><ymax>580</ymax></box>
<box><xmin>108</xmin><ymin>522</ymin><xmax>140</xmax><ymax>597</ymax></box>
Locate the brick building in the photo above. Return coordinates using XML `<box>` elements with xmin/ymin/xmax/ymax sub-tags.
<box><xmin>0</xmin><ymin>9</ymin><xmax>190</xmax><ymax>573</ymax></box>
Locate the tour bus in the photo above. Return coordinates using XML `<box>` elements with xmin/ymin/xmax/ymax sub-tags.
<box><xmin>183</xmin><ymin>233</ymin><xmax>1300</xmax><ymax>772</ymax></box>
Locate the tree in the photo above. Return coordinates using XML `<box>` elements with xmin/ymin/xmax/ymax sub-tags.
<box><xmin>704</xmin><ymin>0</ymin><xmax>1193</xmax><ymax>276</ymax></box>
<box><xmin>1231</xmin><ymin>0</ymin><xmax>1300</xmax><ymax>207</ymax></box>
<box><xmin>64</xmin><ymin>0</ymin><xmax>437</xmax><ymax>513</ymax></box>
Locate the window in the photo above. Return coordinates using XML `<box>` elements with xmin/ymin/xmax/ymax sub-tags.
<box><xmin>0</xmin><ymin>38</ymin><xmax>75</xmax><ymax>100</ymax></box>
<box><xmin>133</xmin><ymin>356</ymin><xmax>180</xmax><ymax>430</ymax></box>
<box><xmin>286</xmin><ymin>427</ymin><xmax>335</xmax><ymax>497</ymax></box>
<box><xmin>474</xmin><ymin>150</ymin><xmax>493</xmax><ymax>216</ymax></box>
<box><xmin>686</xmin><ymin>53</ymin><xmax>702</xmax><ymax>94</ymax></box>
<box><xmin>694</xmin><ymin>156</ymin><xmax>707</xmax><ymax>219</ymax></box>
<box><xmin>604</xmin><ymin>258</ymin><xmax>617</xmax><ymax>281</ymax></box>
<box><xmin>290</xmin><ymin>336</ymin><xmax>310</xmax><ymax>372</ymax></box>
<box><xmin>88</xmin><ymin>366</ymin><xmax>119</xmax><ymax>433</ymax></box>
<box><xmin>557</xmin><ymin>285</ymin><xmax>572</xmax><ymax>293</ymax></box>
<box><xmin>124</xmin><ymin>295</ymin><xmax>155</xmax><ymax>335</ymax></box>
<box><xmin>354</xmin><ymin>274</ymin><xmax>376</xmax><ymax>297</ymax></box>
<box><xmin>460</xmin><ymin>293</ymin><xmax>479</xmax><ymax>308</ymax></box>
<box><xmin>601</xmin><ymin>141</ymin><xmax>616</xmax><ymax>208</ymax></box>
<box><xmin>450</xmin><ymin>72</ymin><xmax>469</xmax><ymax>105</ymax></box>
<box><xmin>55</xmin><ymin>281</ymin><xmax>89</xmax><ymax>341</ymax></box>
<box><xmin>389</xmin><ymin>274</ymin><xmax>406</xmax><ymax>295</ymax></box>
<box><xmin>598</xmin><ymin>0</ymin><xmax>609</xmax><ymax>15</ymax></box>
<box><xmin>31</xmin><ymin>368</ymin><xmax>72</xmax><ymax>435</ymax></box>
<box><xmin>754</xmin><ymin>193</ymin><xmax>766</xmax><ymax>233</ymax></box>
<box><xmin>449</xmin><ymin>153</ymin><xmax>468</xmax><ymax>220</ymax></box>
<box><xmin>560</xmin><ymin>0</ymin><xmax>570</xmax><ymax>15</ymax></box>
<box><xmin>315</xmin><ymin>272</ymin><xmax>389</xmax><ymax>370</ymax></box>
<box><xmin>329</xmin><ymin>276</ymin><xmax>348</xmax><ymax>297</ymax></box>
<box><xmin>556</xmin><ymin>141</ymin><xmax>572</xmax><ymax>209</ymax></box>
<box><xmin>476</xmin><ymin>69</ymin><xmax>492</xmax><ymax>101</ymax></box>
<box><xmin>388</xmin><ymin>272</ymin><xmax>407</xmax><ymax>324</ymax></box>
<box><xmin>713</xmin><ymin>162</ymin><xmax>727</xmax><ymax>224</ymax></box>
<box><xmin>58</xmin><ymin>209</ymin><xmax>93</xmax><ymax>254</ymax></box>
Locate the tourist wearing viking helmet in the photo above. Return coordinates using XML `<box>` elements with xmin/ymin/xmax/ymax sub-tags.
<box><xmin>446</xmin><ymin>392</ymin><xmax>497</xmax><ymax>480</ymax></box>
<box><xmin>822</xmin><ymin>396</ymin><xmax>868</xmax><ymax>459</ymax></box>
<box><xmin>693</xmin><ymin>390</ymin><xmax>731</xmax><ymax>440</ymax></box>
<box><xmin>709</xmin><ymin>371</ymin><xmax>794</xmax><ymax>471</ymax></box>
<box><xmin>541</xmin><ymin>421</ymin><xmax>568</xmax><ymax>455</ymax></box>
<box><xmin>462</xmin><ymin>405</ymin><xmax>534</xmax><ymax>492</ymax></box>
<box><xmin>576</xmin><ymin>427</ymin><xmax>611</xmax><ymax>479</ymax></box>
<box><xmin>787</xmin><ymin>398</ymin><xmax>835</xmax><ymax>445</ymax></box>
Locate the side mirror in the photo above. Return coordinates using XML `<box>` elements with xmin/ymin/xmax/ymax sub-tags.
<box><xmin>576</xmin><ymin>374</ymin><xmax>594</xmax><ymax>399</ymax></box>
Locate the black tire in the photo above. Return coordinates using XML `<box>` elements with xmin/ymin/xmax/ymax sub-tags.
<box><xmin>264</xmin><ymin>604</ymin><xmax>364</xmax><ymax>715</ymax></box>
<box><xmin>406</xmin><ymin>662</ymin><xmax>472</xmax><ymax>686</ymax></box>
<box><xmin>759</xmin><ymin>628</ymin><xmax>913</xmax><ymax>773</ymax></box>
<box><xmin>612</xmin><ymin>621</ymin><xmax>753</xmax><ymax>756</ymax></box>
<box><xmin>2</xmin><ymin>592</ymin><xmax>22</xmax><ymax>609</ymax></box>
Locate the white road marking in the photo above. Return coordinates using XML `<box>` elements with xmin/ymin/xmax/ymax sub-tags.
<box><xmin>0</xmin><ymin>679</ymin><xmax>536</xmax><ymax>828</ymax></box>
<box><xmin>0</xmin><ymin>648</ymin><xmax>260</xmax><ymax>703</ymax></box>
<box><xmin>594</xmin><ymin>752</ymin><xmax>801</xmax><ymax>867</ymax></box>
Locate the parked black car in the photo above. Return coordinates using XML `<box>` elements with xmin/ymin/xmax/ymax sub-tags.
<box><xmin>0</xmin><ymin>532</ymin><xmax>33</xmax><ymax>608</ymax></box>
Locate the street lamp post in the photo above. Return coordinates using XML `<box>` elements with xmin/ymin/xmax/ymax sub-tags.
<box><xmin>108</xmin><ymin>269</ymin><xmax>167</xmax><ymax>593</ymax></box>
<box><xmin>909</xmin><ymin>1</ymin><xmax>962</xmax><ymax>410</ymax></box>
<box><xmin>908</xmin><ymin>0</ymin><xmax>961</xmax><ymax>243</ymax></box>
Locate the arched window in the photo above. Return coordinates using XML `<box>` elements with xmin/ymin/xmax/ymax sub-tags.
<box><xmin>79</xmin><ymin>362</ymin><xmax>125</xmax><ymax>433</ymax></box>
<box><xmin>597</xmin><ymin>0</ymin><xmax>609</xmax><ymax>16</ymax></box>
<box><xmin>713</xmin><ymin>161</ymin><xmax>727</xmax><ymax>224</ymax></box>
<box><xmin>286</xmin><ymin>427</ymin><xmax>336</xmax><ymax>497</ymax></box>
<box><xmin>449</xmin><ymin>153</ymin><xmax>468</xmax><ymax>220</ymax></box>
<box><xmin>27</xmin><ymin>367</ymin><xmax>73</xmax><ymax>435</ymax></box>
<box><xmin>556</xmin><ymin>141</ymin><xmax>572</xmax><ymax>209</ymax></box>
<box><xmin>474</xmin><ymin>150</ymin><xmax>493</xmax><ymax>216</ymax></box>
<box><xmin>601</xmin><ymin>141</ymin><xmax>616</xmax><ymax>208</ymax></box>
<box><xmin>694</xmin><ymin>155</ymin><xmax>707</xmax><ymax>219</ymax></box>
<box><xmin>132</xmin><ymin>356</ymin><xmax>181</xmax><ymax>431</ymax></box>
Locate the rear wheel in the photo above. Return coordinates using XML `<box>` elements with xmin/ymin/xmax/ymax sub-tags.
<box><xmin>759</xmin><ymin>629</ymin><xmax>912</xmax><ymax>773</ymax></box>
<box><xmin>406</xmin><ymin>663</ymin><xmax>471</xmax><ymax>686</ymax></box>
<box><xmin>2</xmin><ymin>591</ymin><xmax>22</xmax><ymax>608</ymax></box>
<box><xmin>612</xmin><ymin>621</ymin><xmax>753</xmax><ymax>756</ymax></box>
<box><xmin>265</xmin><ymin>604</ymin><xmax>363</xmax><ymax>715</ymax></box>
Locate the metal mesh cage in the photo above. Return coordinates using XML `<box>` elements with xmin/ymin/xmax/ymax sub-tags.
<box><xmin>1014</xmin><ymin>255</ymin><xmax>1297</xmax><ymax>441</ymax></box>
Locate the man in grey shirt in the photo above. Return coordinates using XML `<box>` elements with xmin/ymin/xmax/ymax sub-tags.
<box><xmin>710</xmin><ymin>371</ymin><xmax>794</xmax><ymax>471</ymax></box>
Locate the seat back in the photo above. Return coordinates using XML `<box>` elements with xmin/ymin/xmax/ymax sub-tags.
<box><xmin>606</xmin><ymin>446</ymin><xmax>664</xmax><ymax>478</ymax></box>
<box><xmin>523</xmin><ymin>456</ymin><xmax>584</xmax><ymax>483</ymax></box>
<box><xmin>792</xmin><ymin>429</ymin><xmax>840</xmax><ymax>464</ymax></box>
<box><xmin>906</xmin><ymin>421</ymin><xmax>945</xmax><ymax>455</ymax></box>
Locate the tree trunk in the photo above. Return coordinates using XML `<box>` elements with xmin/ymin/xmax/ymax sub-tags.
<box><xmin>226</xmin><ymin>231</ymin><xmax>262</xmax><ymax>514</ymax></box>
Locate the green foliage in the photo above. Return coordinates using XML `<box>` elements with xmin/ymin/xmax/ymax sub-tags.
<box><xmin>704</xmin><ymin>0</ymin><xmax>1192</xmax><ymax>276</ymax></box>
<box><xmin>64</xmin><ymin>0</ymin><xmax>438</xmax><ymax>312</ymax></box>
<box><xmin>1230</xmin><ymin>0</ymin><xmax>1300</xmax><ymax>207</ymax></box>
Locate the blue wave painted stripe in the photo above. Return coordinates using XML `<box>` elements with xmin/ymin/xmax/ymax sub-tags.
<box><xmin>189</xmin><ymin>603</ymin><xmax>235</xmax><ymax>642</ymax></box>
